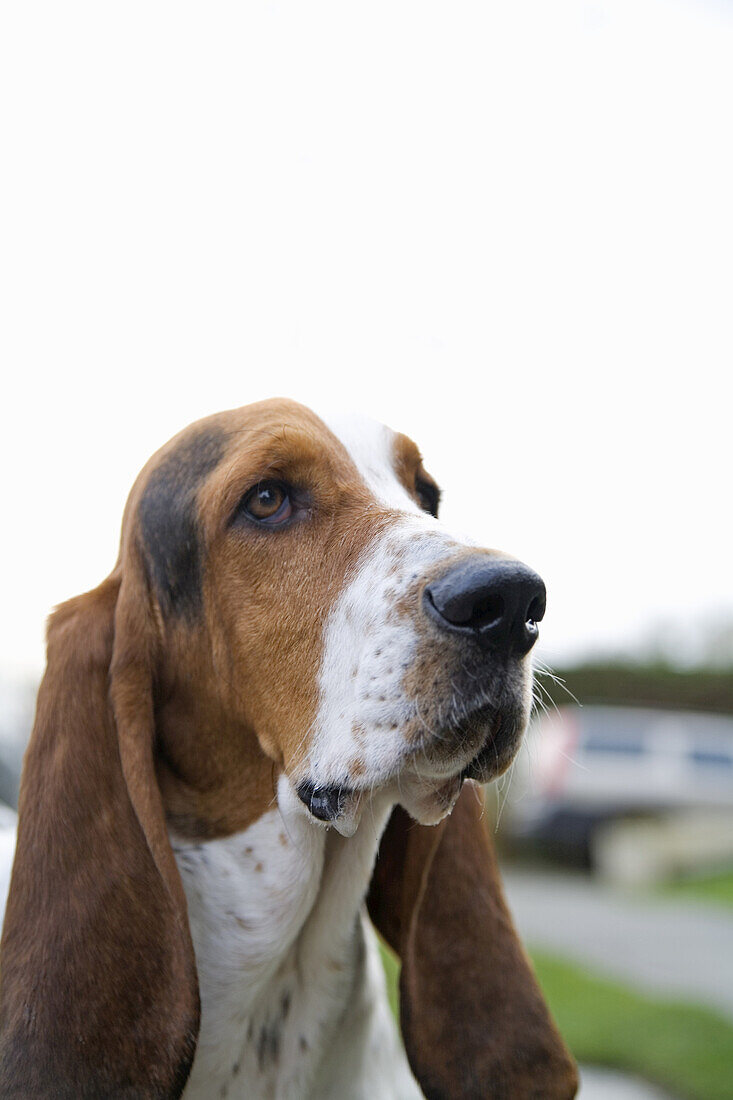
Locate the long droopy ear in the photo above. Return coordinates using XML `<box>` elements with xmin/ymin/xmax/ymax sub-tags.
<box><xmin>368</xmin><ymin>782</ymin><xmax>578</xmax><ymax>1100</ymax></box>
<box><xmin>0</xmin><ymin>568</ymin><xmax>199</xmax><ymax>1099</ymax></box>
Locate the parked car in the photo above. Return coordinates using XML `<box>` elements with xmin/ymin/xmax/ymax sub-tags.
<box><xmin>502</xmin><ymin>705</ymin><xmax>733</xmax><ymax>868</ymax></box>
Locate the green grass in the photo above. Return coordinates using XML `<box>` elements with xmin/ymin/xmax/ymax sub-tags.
<box><xmin>379</xmin><ymin>940</ymin><xmax>400</xmax><ymax>1018</ymax></box>
<box><xmin>531</xmin><ymin>951</ymin><xmax>733</xmax><ymax>1100</ymax></box>
<box><xmin>662</xmin><ymin>869</ymin><xmax>733</xmax><ymax>910</ymax></box>
<box><xmin>379</xmin><ymin>943</ymin><xmax>733</xmax><ymax>1100</ymax></box>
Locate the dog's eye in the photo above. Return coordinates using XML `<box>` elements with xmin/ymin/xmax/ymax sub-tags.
<box><xmin>415</xmin><ymin>476</ymin><xmax>440</xmax><ymax>518</ymax></box>
<box><xmin>241</xmin><ymin>482</ymin><xmax>293</xmax><ymax>526</ymax></box>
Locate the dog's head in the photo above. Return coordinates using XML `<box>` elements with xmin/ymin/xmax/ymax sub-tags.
<box><xmin>0</xmin><ymin>399</ymin><xmax>576</xmax><ymax>1100</ymax></box>
<box><xmin>128</xmin><ymin>398</ymin><xmax>544</xmax><ymax>836</ymax></box>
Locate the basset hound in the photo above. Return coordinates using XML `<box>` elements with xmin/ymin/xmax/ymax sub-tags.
<box><xmin>0</xmin><ymin>399</ymin><xmax>578</xmax><ymax>1099</ymax></box>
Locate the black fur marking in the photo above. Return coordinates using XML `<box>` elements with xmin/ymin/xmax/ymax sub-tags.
<box><xmin>257</xmin><ymin>1023</ymin><xmax>281</xmax><ymax>1070</ymax></box>
<box><xmin>138</xmin><ymin>428</ymin><xmax>226</xmax><ymax>619</ymax></box>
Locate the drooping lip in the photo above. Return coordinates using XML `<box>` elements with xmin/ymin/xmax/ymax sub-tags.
<box><xmin>294</xmin><ymin>699</ymin><xmax>526</xmax><ymax>825</ymax></box>
<box><xmin>296</xmin><ymin>778</ymin><xmax>351</xmax><ymax>822</ymax></box>
<box><xmin>460</xmin><ymin>705</ymin><xmax>524</xmax><ymax>781</ymax></box>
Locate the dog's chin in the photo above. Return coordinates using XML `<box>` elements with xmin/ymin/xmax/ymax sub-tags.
<box><xmin>294</xmin><ymin>774</ymin><xmax>461</xmax><ymax>836</ymax></box>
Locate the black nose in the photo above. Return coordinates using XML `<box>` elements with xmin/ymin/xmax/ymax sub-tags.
<box><xmin>424</xmin><ymin>556</ymin><xmax>546</xmax><ymax>656</ymax></box>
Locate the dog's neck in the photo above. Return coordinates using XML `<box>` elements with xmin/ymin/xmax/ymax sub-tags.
<box><xmin>172</xmin><ymin>777</ymin><xmax>420</xmax><ymax>1100</ymax></box>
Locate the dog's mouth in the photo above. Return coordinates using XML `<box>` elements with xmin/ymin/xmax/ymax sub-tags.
<box><xmin>295</xmin><ymin>698</ymin><xmax>527</xmax><ymax>834</ymax></box>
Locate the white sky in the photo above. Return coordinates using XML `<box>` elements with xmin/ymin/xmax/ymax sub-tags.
<box><xmin>1</xmin><ymin>0</ymin><xmax>731</xmax><ymax>679</ymax></box>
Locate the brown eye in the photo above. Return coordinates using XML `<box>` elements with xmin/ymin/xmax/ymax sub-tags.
<box><xmin>242</xmin><ymin>482</ymin><xmax>293</xmax><ymax>525</ymax></box>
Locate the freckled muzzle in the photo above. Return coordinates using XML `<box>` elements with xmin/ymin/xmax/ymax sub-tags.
<box><xmin>390</xmin><ymin>553</ymin><xmax>545</xmax><ymax>786</ymax></box>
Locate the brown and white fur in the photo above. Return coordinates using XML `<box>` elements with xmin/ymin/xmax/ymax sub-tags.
<box><xmin>0</xmin><ymin>399</ymin><xmax>577</xmax><ymax>1099</ymax></box>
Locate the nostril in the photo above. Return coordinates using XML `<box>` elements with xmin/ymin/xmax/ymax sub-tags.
<box><xmin>526</xmin><ymin>594</ymin><xmax>546</xmax><ymax>626</ymax></box>
<box><xmin>426</xmin><ymin>586</ymin><xmax>504</xmax><ymax>630</ymax></box>
<box><xmin>468</xmin><ymin>593</ymin><xmax>505</xmax><ymax>631</ymax></box>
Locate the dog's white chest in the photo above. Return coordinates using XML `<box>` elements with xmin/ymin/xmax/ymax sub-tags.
<box><xmin>174</xmin><ymin>780</ymin><xmax>421</xmax><ymax>1100</ymax></box>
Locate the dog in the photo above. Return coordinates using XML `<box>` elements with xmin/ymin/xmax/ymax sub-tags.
<box><xmin>0</xmin><ymin>399</ymin><xmax>577</xmax><ymax>1098</ymax></box>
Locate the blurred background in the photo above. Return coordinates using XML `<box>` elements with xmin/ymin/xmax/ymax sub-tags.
<box><xmin>1</xmin><ymin>1</ymin><xmax>731</xmax><ymax>1096</ymax></box>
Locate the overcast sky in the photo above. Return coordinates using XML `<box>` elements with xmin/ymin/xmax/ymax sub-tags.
<box><xmin>1</xmin><ymin>0</ymin><xmax>731</xmax><ymax>679</ymax></box>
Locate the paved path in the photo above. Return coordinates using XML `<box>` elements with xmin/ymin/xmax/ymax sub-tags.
<box><xmin>503</xmin><ymin>868</ymin><xmax>733</xmax><ymax>1020</ymax></box>
<box><xmin>579</xmin><ymin>1066</ymin><xmax>673</xmax><ymax>1099</ymax></box>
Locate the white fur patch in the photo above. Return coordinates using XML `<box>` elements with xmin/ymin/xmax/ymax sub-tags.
<box><xmin>176</xmin><ymin>776</ymin><xmax>422</xmax><ymax>1100</ymax></box>
<box><xmin>321</xmin><ymin>411</ymin><xmax>426</xmax><ymax>515</ymax></box>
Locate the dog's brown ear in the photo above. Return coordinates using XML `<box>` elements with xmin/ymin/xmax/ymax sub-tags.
<box><xmin>0</xmin><ymin>569</ymin><xmax>199</xmax><ymax>1099</ymax></box>
<box><xmin>368</xmin><ymin>782</ymin><xmax>578</xmax><ymax>1100</ymax></box>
